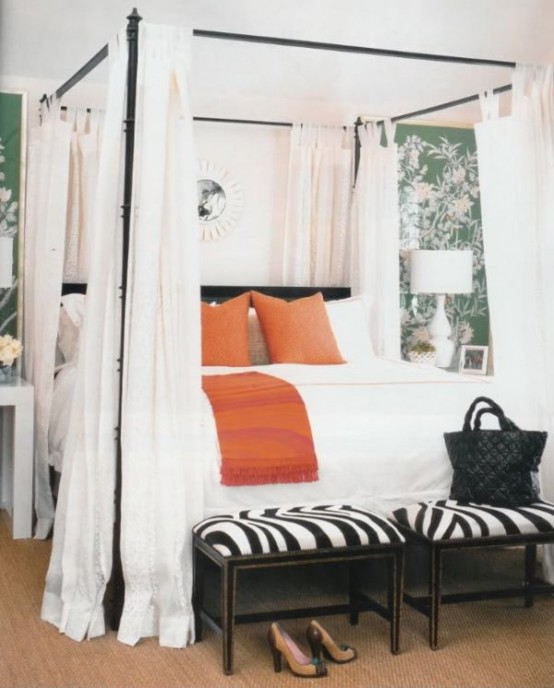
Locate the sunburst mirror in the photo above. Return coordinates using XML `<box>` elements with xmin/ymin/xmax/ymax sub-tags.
<box><xmin>197</xmin><ymin>160</ymin><xmax>243</xmax><ymax>241</ymax></box>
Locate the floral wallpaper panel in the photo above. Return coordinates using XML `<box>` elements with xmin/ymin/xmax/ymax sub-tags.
<box><xmin>395</xmin><ymin>124</ymin><xmax>489</xmax><ymax>365</ymax></box>
<box><xmin>0</xmin><ymin>91</ymin><xmax>25</xmax><ymax>338</ymax></box>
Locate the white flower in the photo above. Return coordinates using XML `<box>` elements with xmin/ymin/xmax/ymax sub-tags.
<box><xmin>0</xmin><ymin>188</ymin><xmax>12</xmax><ymax>203</ymax></box>
<box><xmin>412</xmin><ymin>326</ymin><xmax>430</xmax><ymax>343</ymax></box>
<box><xmin>458</xmin><ymin>322</ymin><xmax>474</xmax><ymax>345</ymax></box>
<box><xmin>408</xmin><ymin>149</ymin><xmax>420</xmax><ymax>167</ymax></box>
<box><xmin>449</xmin><ymin>196</ymin><xmax>473</xmax><ymax>219</ymax></box>
<box><xmin>413</xmin><ymin>181</ymin><xmax>434</xmax><ymax>202</ymax></box>
<box><xmin>452</xmin><ymin>167</ymin><xmax>466</xmax><ymax>183</ymax></box>
<box><xmin>0</xmin><ymin>334</ymin><xmax>23</xmax><ymax>366</ymax></box>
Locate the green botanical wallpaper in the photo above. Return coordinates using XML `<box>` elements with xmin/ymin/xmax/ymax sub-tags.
<box><xmin>395</xmin><ymin>124</ymin><xmax>489</xmax><ymax>364</ymax></box>
<box><xmin>0</xmin><ymin>92</ymin><xmax>24</xmax><ymax>337</ymax></box>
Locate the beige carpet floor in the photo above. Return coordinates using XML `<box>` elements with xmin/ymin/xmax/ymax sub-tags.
<box><xmin>1</xmin><ymin>518</ymin><xmax>553</xmax><ymax>688</ymax></box>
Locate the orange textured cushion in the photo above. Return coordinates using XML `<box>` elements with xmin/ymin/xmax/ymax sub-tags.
<box><xmin>251</xmin><ymin>291</ymin><xmax>345</xmax><ymax>364</ymax></box>
<box><xmin>202</xmin><ymin>292</ymin><xmax>251</xmax><ymax>366</ymax></box>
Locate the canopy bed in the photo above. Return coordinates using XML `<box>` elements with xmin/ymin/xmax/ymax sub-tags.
<box><xmin>24</xmin><ymin>7</ymin><xmax>554</xmax><ymax>651</ymax></box>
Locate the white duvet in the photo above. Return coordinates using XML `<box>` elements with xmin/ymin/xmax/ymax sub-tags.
<box><xmin>49</xmin><ymin>356</ymin><xmax>494</xmax><ymax>518</ymax></box>
<box><xmin>201</xmin><ymin>358</ymin><xmax>493</xmax><ymax>517</ymax></box>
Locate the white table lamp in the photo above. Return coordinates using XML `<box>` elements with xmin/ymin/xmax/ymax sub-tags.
<box><xmin>0</xmin><ymin>237</ymin><xmax>14</xmax><ymax>289</ymax></box>
<box><xmin>410</xmin><ymin>249</ymin><xmax>473</xmax><ymax>367</ymax></box>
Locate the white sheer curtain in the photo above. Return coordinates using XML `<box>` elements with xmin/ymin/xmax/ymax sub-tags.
<box><xmin>41</xmin><ymin>30</ymin><xmax>127</xmax><ymax>639</ymax></box>
<box><xmin>41</xmin><ymin>22</ymin><xmax>202</xmax><ymax>648</ymax></box>
<box><xmin>63</xmin><ymin>107</ymin><xmax>103</xmax><ymax>283</ymax></box>
<box><xmin>24</xmin><ymin>104</ymin><xmax>103</xmax><ymax>539</ymax></box>
<box><xmin>475</xmin><ymin>65</ymin><xmax>554</xmax><ymax>582</ymax></box>
<box><xmin>282</xmin><ymin>124</ymin><xmax>353</xmax><ymax>286</ymax></box>
<box><xmin>350</xmin><ymin>121</ymin><xmax>401</xmax><ymax>358</ymax></box>
<box><xmin>24</xmin><ymin>103</ymin><xmax>73</xmax><ymax>539</ymax></box>
<box><xmin>117</xmin><ymin>23</ymin><xmax>203</xmax><ymax>648</ymax></box>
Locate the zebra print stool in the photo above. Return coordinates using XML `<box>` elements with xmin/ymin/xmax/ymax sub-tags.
<box><xmin>192</xmin><ymin>504</ymin><xmax>405</xmax><ymax>674</ymax></box>
<box><xmin>390</xmin><ymin>499</ymin><xmax>554</xmax><ymax>649</ymax></box>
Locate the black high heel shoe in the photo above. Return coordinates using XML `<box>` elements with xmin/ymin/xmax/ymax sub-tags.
<box><xmin>307</xmin><ymin>620</ymin><xmax>357</xmax><ymax>664</ymax></box>
<box><xmin>267</xmin><ymin>622</ymin><xmax>328</xmax><ymax>678</ymax></box>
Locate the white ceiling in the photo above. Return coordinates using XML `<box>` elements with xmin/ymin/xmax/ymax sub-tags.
<box><xmin>2</xmin><ymin>0</ymin><xmax>554</xmax><ymax>124</ymax></box>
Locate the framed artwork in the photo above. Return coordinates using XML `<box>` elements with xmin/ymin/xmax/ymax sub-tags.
<box><xmin>0</xmin><ymin>90</ymin><xmax>27</xmax><ymax>339</ymax></box>
<box><xmin>197</xmin><ymin>159</ymin><xmax>243</xmax><ymax>241</ymax></box>
<box><xmin>459</xmin><ymin>345</ymin><xmax>489</xmax><ymax>375</ymax></box>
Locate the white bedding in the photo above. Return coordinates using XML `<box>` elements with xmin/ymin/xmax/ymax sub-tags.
<box><xmin>201</xmin><ymin>359</ymin><xmax>493</xmax><ymax>517</ymax></box>
<box><xmin>49</xmin><ymin>355</ymin><xmax>494</xmax><ymax>518</ymax></box>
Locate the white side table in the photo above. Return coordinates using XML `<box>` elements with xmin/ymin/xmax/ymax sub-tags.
<box><xmin>0</xmin><ymin>375</ymin><xmax>34</xmax><ymax>538</ymax></box>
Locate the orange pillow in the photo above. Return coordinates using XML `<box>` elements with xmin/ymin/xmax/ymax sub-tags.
<box><xmin>201</xmin><ymin>292</ymin><xmax>251</xmax><ymax>366</ymax></box>
<box><xmin>251</xmin><ymin>291</ymin><xmax>345</xmax><ymax>364</ymax></box>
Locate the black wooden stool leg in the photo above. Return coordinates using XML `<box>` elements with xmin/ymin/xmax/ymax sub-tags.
<box><xmin>222</xmin><ymin>561</ymin><xmax>237</xmax><ymax>675</ymax></box>
<box><xmin>429</xmin><ymin>544</ymin><xmax>441</xmax><ymax>650</ymax></box>
<box><xmin>524</xmin><ymin>544</ymin><xmax>537</xmax><ymax>608</ymax></box>
<box><xmin>192</xmin><ymin>544</ymin><xmax>204</xmax><ymax>642</ymax></box>
<box><xmin>348</xmin><ymin>560</ymin><xmax>362</xmax><ymax>625</ymax></box>
<box><xmin>389</xmin><ymin>548</ymin><xmax>403</xmax><ymax>654</ymax></box>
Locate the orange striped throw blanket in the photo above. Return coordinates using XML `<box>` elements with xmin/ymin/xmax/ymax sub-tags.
<box><xmin>202</xmin><ymin>371</ymin><xmax>318</xmax><ymax>486</ymax></box>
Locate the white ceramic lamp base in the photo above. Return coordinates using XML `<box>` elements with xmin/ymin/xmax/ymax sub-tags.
<box><xmin>428</xmin><ymin>294</ymin><xmax>455</xmax><ymax>368</ymax></box>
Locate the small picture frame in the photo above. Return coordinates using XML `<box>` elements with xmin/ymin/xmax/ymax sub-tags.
<box><xmin>459</xmin><ymin>345</ymin><xmax>489</xmax><ymax>375</ymax></box>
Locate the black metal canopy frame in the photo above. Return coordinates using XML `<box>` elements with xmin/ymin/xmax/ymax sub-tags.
<box><xmin>42</xmin><ymin>6</ymin><xmax>515</xmax><ymax>631</ymax></box>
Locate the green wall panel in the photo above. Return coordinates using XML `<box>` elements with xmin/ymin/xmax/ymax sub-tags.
<box><xmin>395</xmin><ymin>124</ymin><xmax>489</xmax><ymax>364</ymax></box>
<box><xmin>0</xmin><ymin>91</ymin><xmax>25</xmax><ymax>337</ymax></box>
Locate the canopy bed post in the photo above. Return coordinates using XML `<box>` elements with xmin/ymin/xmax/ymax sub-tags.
<box><xmin>353</xmin><ymin>117</ymin><xmax>363</xmax><ymax>178</ymax></box>
<box><xmin>109</xmin><ymin>6</ymin><xmax>142</xmax><ymax>632</ymax></box>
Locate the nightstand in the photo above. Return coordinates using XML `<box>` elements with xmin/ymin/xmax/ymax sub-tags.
<box><xmin>0</xmin><ymin>376</ymin><xmax>34</xmax><ymax>538</ymax></box>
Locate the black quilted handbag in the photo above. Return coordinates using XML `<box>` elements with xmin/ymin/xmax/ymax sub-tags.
<box><xmin>444</xmin><ymin>396</ymin><xmax>547</xmax><ymax>507</ymax></box>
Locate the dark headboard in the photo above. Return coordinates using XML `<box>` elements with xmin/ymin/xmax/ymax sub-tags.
<box><xmin>201</xmin><ymin>285</ymin><xmax>351</xmax><ymax>303</ymax></box>
<box><xmin>62</xmin><ymin>282</ymin><xmax>87</xmax><ymax>295</ymax></box>
<box><xmin>62</xmin><ymin>283</ymin><xmax>352</xmax><ymax>302</ymax></box>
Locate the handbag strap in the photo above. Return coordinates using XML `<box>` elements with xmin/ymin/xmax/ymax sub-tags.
<box><xmin>472</xmin><ymin>407</ymin><xmax>519</xmax><ymax>431</ymax></box>
<box><xmin>462</xmin><ymin>396</ymin><xmax>512</xmax><ymax>431</ymax></box>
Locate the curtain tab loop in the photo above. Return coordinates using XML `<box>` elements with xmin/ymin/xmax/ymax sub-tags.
<box><xmin>383</xmin><ymin>119</ymin><xmax>396</xmax><ymax>147</ymax></box>
<box><xmin>479</xmin><ymin>90</ymin><xmax>499</xmax><ymax>121</ymax></box>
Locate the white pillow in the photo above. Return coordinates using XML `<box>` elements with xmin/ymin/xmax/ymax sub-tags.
<box><xmin>248</xmin><ymin>308</ymin><xmax>270</xmax><ymax>365</ymax></box>
<box><xmin>325</xmin><ymin>295</ymin><xmax>374</xmax><ymax>363</ymax></box>
<box><xmin>57</xmin><ymin>293</ymin><xmax>86</xmax><ymax>364</ymax></box>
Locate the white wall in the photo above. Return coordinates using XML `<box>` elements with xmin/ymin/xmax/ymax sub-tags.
<box><xmin>194</xmin><ymin>121</ymin><xmax>290</xmax><ymax>286</ymax></box>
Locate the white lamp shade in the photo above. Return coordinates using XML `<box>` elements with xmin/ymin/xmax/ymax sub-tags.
<box><xmin>410</xmin><ymin>249</ymin><xmax>473</xmax><ymax>294</ymax></box>
<box><xmin>0</xmin><ymin>237</ymin><xmax>13</xmax><ymax>289</ymax></box>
